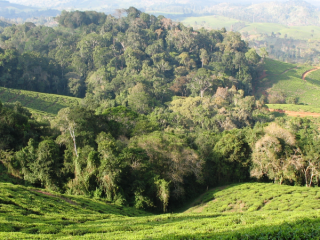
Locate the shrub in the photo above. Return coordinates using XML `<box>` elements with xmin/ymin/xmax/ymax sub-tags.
<box><xmin>268</xmin><ymin>91</ymin><xmax>286</xmax><ymax>104</ymax></box>
<box><xmin>286</xmin><ymin>97</ymin><xmax>298</xmax><ymax>104</ymax></box>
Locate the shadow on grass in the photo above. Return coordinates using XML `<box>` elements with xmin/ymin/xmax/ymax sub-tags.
<box><xmin>149</xmin><ymin>217</ymin><xmax>320</xmax><ymax>240</ymax></box>
<box><xmin>271</xmin><ymin>111</ymin><xmax>286</xmax><ymax>118</ymax></box>
<box><xmin>0</xmin><ymin>162</ymin><xmax>24</xmax><ymax>185</ymax></box>
<box><xmin>175</xmin><ymin>183</ymin><xmax>243</xmax><ymax>213</ymax></box>
<box><xmin>305</xmin><ymin>77</ymin><xmax>320</xmax><ymax>87</ymax></box>
<box><xmin>35</xmin><ymin>212</ymin><xmax>320</xmax><ymax>238</ymax></box>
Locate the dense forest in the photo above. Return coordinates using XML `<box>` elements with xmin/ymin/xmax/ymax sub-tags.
<box><xmin>1</xmin><ymin>8</ymin><xmax>320</xmax><ymax>213</ymax></box>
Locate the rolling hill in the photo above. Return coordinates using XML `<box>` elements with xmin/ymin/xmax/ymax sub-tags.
<box><xmin>1</xmin><ymin>182</ymin><xmax>320</xmax><ymax>239</ymax></box>
<box><xmin>6</xmin><ymin>0</ymin><xmax>320</xmax><ymax>27</ymax></box>
<box><xmin>182</xmin><ymin>15</ymin><xmax>320</xmax><ymax>64</ymax></box>
<box><xmin>0</xmin><ymin>0</ymin><xmax>60</xmax><ymax>20</ymax></box>
<box><xmin>253</xmin><ymin>58</ymin><xmax>320</xmax><ymax>113</ymax></box>
<box><xmin>182</xmin><ymin>15</ymin><xmax>320</xmax><ymax>40</ymax></box>
<box><xmin>0</xmin><ymin>87</ymin><xmax>81</xmax><ymax>115</ymax></box>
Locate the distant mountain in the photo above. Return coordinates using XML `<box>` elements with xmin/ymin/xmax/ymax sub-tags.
<box><xmin>201</xmin><ymin>0</ymin><xmax>320</xmax><ymax>26</ymax></box>
<box><xmin>3</xmin><ymin>0</ymin><xmax>320</xmax><ymax>27</ymax></box>
<box><xmin>4</xmin><ymin>0</ymin><xmax>219</xmax><ymax>9</ymax></box>
<box><xmin>0</xmin><ymin>1</ymin><xmax>60</xmax><ymax>20</ymax></box>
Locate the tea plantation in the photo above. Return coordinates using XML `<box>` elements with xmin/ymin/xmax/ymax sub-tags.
<box><xmin>0</xmin><ymin>87</ymin><xmax>81</xmax><ymax>115</ymax></box>
<box><xmin>255</xmin><ymin>59</ymin><xmax>320</xmax><ymax>110</ymax></box>
<box><xmin>1</xmin><ymin>182</ymin><xmax>320</xmax><ymax>239</ymax></box>
<box><xmin>181</xmin><ymin>16</ymin><xmax>320</xmax><ymax>41</ymax></box>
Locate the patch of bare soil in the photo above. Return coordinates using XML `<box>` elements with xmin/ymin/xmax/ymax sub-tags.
<box><xmin>269</xmin><ymin>109</ymin><xmax>320</xmax><ymax>117</ymax></box>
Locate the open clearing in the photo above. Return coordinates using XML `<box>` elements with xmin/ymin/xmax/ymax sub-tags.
<box><xmin>181</xmin><ymin>15</ymin><xmax>320</xmax><ymax>40</ymax></box>
<box><xmin>255</xmin><ymin>59</ymin><xmax>320</xmax><ymax>113</ymax></box>
<box><xmin>0</xmin><ymin>87</ymin><xmax>81</xmax><ymax>115</ymax></box>
<box><xmin>268</xmin><ymin>107</ymin><xmax>320</xmax><ymax>117</ymax></box>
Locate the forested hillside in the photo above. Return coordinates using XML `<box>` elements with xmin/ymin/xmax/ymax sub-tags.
<box><xmin>0</xmin><ymin>8</ymin><xmax>259</xmax><ymax>107</ymax></box>
<box><xmin>1</xmin><ymin>7</ymin><xmax>320</xmax><ymax>215</ymax></box>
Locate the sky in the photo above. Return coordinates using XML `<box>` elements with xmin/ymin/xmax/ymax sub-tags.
<box><xmin>4</xmin><ymin>0</ymin><xmax>320</xmax><ymax>9</ymax></box>
<box><xmin>226</xmin><ymin>0</ymin><xmax>320</xmax><ymax>4</ymax></box>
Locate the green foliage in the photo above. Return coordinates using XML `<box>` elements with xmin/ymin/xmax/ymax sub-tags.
<box><xmin>213</xmin><ymin>132</ymin><xmax>251</xmax><ymax>183</ymax></box>
<box><xmin>56</xmin><ymin>10</ymin><xmax>106</xmax><ymax>29</ymax></box>
<box><xmin>0</xmin><ymin>102</ymin><xmax>50</xmax><ymax>151</ymax></box>
<box><xmin>0</xmin><ymin>7</ymin><xmax>259</xmax><ymax>112</ymax></box>
<box><xmin>2</xmin><ymin>10</ymin><xmax>320</xmax><ymax>238</ymax></box>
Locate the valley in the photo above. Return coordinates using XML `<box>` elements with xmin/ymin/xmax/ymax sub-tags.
<box><xmin>0</xmin><ymin>3</ymin><xmax>320</xmax><ymax>239</ymax></box>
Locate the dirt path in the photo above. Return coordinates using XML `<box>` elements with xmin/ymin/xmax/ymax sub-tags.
<box><xmin>280</xmin><ymin>67</ymin><xmax>298</xmax><ymax>75</ymax></box>
<box><xmin>31</xmin><ymin>189</ymin><xmax>79</xmax><ymax>206</ymax></box>
<box><xmin>7</xmin><ymin>91</ymin><xmax>21</xmax><ymax>102</ymax></box>
<box><xmin>302</xmin><ymin>67</ymin><xmax>320</xmax><ymax>82</ymax></box>
<box><xmin>43</xmin><ymin>99</ymin><xmax>59</xmax><ymax>112</ymax></box>
<box><xmin>269</xmin><ymin>109</ymin><xmax>320</xmax><ymax>117</ymax></box>
<box><xmin>23</xmin><ymin>94</ymin><xmax>39</xmax><ymax>107</ymax></box>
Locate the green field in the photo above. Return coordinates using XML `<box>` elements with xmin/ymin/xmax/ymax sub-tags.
<box><xmin>146</xmin><ymin>11</ymin><xmax>185</xmax><ymax>16</ymax></box>
<box><xmin>181</xmin><ymin>15</ymin><xmax>243</xmax><ymax>30</ymax></box>
<box><xmin>2</xmin><ymin>182</ymin><xmax>320</xmax><ymax>239</ymax></box>
<box><xmin>0</xmin><ymin>87</ymin><xmax>81</xmax><ymax>115</ymax></box>
<box><xmin>240</xmin><ymin>24</ymin><xmax>320</xmax><ymax>40</ymax></box>
<box><xmin>266</xmin><ymin>104</ymin><xmax>320</xmax><ymax>113</ymax></box>
<box><xmin>305</xmin><ymin>68</ymin><xmax>320</xmax><ymax>86</ymax></box>
<box><xmin>263</xmin><ymin>58</ymin><xmax>296</xmax><ymax>75</ymax></box>
<box><xmin>255</xmin><ymin>59</ymin><xmax>320</xmax><ymax>107</ymax></box>
<box><xmin>181</xmin><ymin>15</ymin><xmax>320</xmax><ymax>40</ymax></box>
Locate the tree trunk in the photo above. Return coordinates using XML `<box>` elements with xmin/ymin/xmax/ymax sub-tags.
<box><xmin>200</xmin><ymin>90</ymin><xmax>204</xmax><ymax>98</ymax></box>
<box><xmin>69</xmin><ymin>126</ymin><xmax>78</xmax><ymax>158</ymax></box>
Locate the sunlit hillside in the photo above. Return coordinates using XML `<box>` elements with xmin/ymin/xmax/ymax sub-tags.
<box><xmin>0</xmin><ymin>87</ymin><xmax>81</xmax><ymax>115</ymax></box>
<box><xmin>1</xmin><ymin>183</ymin><xmax>320</xmax><ymax>239</ymax></box>
<box><xmin>254</xmin><ymin>59</ymin><xmax>320</xmax><ymax>109</ymax></box>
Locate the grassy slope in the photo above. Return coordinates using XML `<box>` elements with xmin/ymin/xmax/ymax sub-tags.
<box><xmin>0</xmin><ymin>87</ymin><xmax>81</xmax><ymax>115</ymax></box>
<box><xmin>0</xmin><ymin>183</ymin><xmax>150</xmax><ymax>239</ymax></box>
<box><xmin>255</xmin><ymin>59</ymin><xmax>320</xmax><ymax>111</ymax></box>
<box><xmin>266</xmin><ymin>104</ymin><xmax>320</xmax><ymax>113</ymax></box>
<box><xmin>2</xmin><ymin>182</ymin><xmax>320</xmax><ymax>239</ymax></box>
<box><xmin>181</xmin><ymin>15</ymin><xmax>243</xmax><ymax>30</ymax></box>
<box><xmin>240</xmin><ymin>24</ymin><xmax>320</xmax><ymax>40</ymax></box>
<box><xmin>181</xmin><ymin>15</ymin><xmax>320</xmax><ymax>40</ymax></box>
<box><xmin>305</xmin><ymin>67</ymin><xmax>320</xmax><ymax>86</ymax></box>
